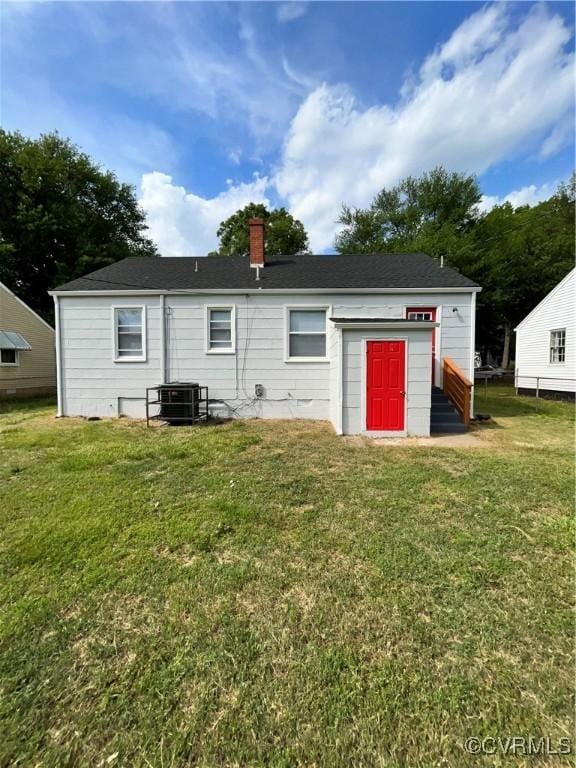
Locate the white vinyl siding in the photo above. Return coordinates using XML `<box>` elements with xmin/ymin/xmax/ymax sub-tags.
<box><xmin>114</xmin><ymin>307</ymin><xmax>146</xmax><ymax>361</ymax></box>
<box><xmin>58</xmin><ymin>292</ymin><xmax>475</xmax><ymax>420</ymax></box>
<box><xmin>515</xmin><ymin>269</ymin><xmax>575</xmax><ymax>394</ymax></box>
<box><xmin>206</xmin><ymin>305</ymin><xmax>235</xmax><ymax>353</ymax></box>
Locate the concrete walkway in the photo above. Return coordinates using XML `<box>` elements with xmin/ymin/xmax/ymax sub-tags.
<box><xmin>346</xmin><ymin>431</ymin><xmax>488</xmax><ymax>448</ymax></box>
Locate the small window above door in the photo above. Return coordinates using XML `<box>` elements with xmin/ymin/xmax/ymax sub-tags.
<box><xmin>406</xmin><ymin>308</ymin><xmax>436</xmax><ymax>321</ymax></box>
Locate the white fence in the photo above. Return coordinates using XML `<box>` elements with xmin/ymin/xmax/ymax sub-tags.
<box><xmin>515</xmin><ymin>374</ymin><xmax>575</xmax><ymax>396</ymax></box>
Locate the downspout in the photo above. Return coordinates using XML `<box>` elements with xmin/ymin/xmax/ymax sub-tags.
<box><xmin>469</xmin><ymin>291</ymin><xmax>476</xmax><ymax>419</ymax></box>
<box><xmin>53</xmin><ymin>294</ymin><xmax>64</xmax><ymax>416</ymax></box>
<box><xmin>337</xmin><ymin>326</ymin><xmax>343</xmax><ymax>435</ymax></box>
<box><xmin>160</xmin><ymin>294</ymin><xmax>167</xmax><ymax>384</ymax></box>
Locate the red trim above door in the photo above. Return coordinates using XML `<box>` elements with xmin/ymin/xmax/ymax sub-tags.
<box><xmin>406</xmin><ymin>306</ymin><xmax>436</xmax><ymax>385</ymax></box>
<box><xmin>366</xmin><ymin>340</ymin><xmax>406</xmax><ymax>431</ymax></box>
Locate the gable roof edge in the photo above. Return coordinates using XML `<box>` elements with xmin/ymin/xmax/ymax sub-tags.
<box><xmin>514</xmin><ymin>268</ymin><xmax>575</xmax><ymax>332</ymax></box>
<box><xmin>0</xmin><ymin>281</ymin><xmax>55</xmax><ymax>332</ymax></box>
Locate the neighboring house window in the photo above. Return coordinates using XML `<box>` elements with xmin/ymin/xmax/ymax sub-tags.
<box><xmin>114</xmin><ymin>307</ymin><xmax>146</xmax><ymax>361</ymax></box>
<box><xmin>0</xmin><ymin>349</ymin><xmax>18</xmax><ymax>365</ymax></box>
<box><xmin>287</xmin><ymin>309</ymin><xmax>327</xmax><ymax>359</ymax></box>
<box><xmin>550</xmin><ymin>329</ymin><xmax>566</xmax><ymax>363</ymax></box>
<box><xmin>206</xmin><ymin>306</ymin><xmax>235</xmax><ymax>353</ymax></box>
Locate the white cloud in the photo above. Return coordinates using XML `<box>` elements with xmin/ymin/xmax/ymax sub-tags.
<box><xmin>274</xmin><ymin>5</ymin><xmax>574</xmax><ymax>249</ymax></box>
<box><xmin>139</xmin><ymin>172</ymin><xmax>271</xmax><ymax>256</ymax></box>
<box><xmin>228</xmin><ymin>148</ymin><xmax>243</xmax><ymax>165</ymax></box>
<box><xmin>129</xmin><ymin>3</ymin><xmax>572</xmax><ymax>257</ymax></box>
<box><xmin>277</xmin><ymin>3</ymin><xmax>308</xmax><ymax>23</ymax></box>
<box><xmin>478</xmin><ymin>181</ymin><xmax>558</xmax><ymax>213</ymax></box>
<box><xmin>540</xmin><ymin>115</ymin><xmax>574</xmax><ymax>159</ymax></box>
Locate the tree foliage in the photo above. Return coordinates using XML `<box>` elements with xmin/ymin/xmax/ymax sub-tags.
<box><xmin>336</xmin><ymin>167</ymin><xmax>575</xmax><ymax>364</ymax></box>
<box><xmin>214</xmin><ymin>203</ymin><xmax>309</xmax><ymax>258</ymax></box>
<box><xmin>451</xmin><ymin>177</ymin><xmax>575</xmax><ymax>365</ymax></box>
<box><xmin>336</xmin><ymin>167</ymin><xmax>482</xmax><ymax>258</ymax></box>
<box><xmin>0</xmin><ymin>130</ymin><xmax>157</xmax><ymax>320</ymax></box>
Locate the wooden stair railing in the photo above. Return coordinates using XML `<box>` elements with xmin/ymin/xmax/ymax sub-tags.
<box><xmin>442</xmin><ymin>357</ymin><xmax>472</xmax><ymax>426</ymax></box>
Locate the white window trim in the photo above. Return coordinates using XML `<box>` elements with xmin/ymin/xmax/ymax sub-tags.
<box><xmin>0</xmin><ymin>349</ymin><xmax>19</xmax><ymax>366</ymax></box>
<box><xmin>112</xmin><ymin>305</ymin><xmax>147</xmax><ymax>363</ymax></box>
<box><xmin>284</xmin><ymin>305</ymin><xmax>331</xmax><ymax>363</ymax></box>
<box><xmin>205</xmin><ymin>304</ymin><xmax>236</xmax><ymax>354</ymax></box>
<box><xmin>549</xmin><ymin>328</ymin><xmax>566</xmax><ymax>365</ymax></box>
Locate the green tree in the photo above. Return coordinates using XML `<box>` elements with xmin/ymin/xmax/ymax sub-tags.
<box><xmin>335</xmin><ymin>167</ymin><xmax>481</xmax><ymax>258</ymax></box>
<box><xmin>214</xmin><ymin>203</ymin><xmax>309</xmax><ymax>257</ymax></box>
<box><xmin>452</xmin><ymin>176</ymin><xmax>575</xmax><ymax>367</ymax></box>
<box><xmin>336</xmin><ymin>168</ymin><xmax>575</xmax><ymax>365</ymax></box>
<box><xmin>0</xmin><ymin>130</ymin><xmax>157</xmax><ymax>320</ymax></box>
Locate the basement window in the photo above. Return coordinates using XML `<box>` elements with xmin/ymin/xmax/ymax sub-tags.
<box><xmin>114</xmin><ymin>307</ymin><xmax>146</xmax><ymax>361</ymax></box>
<box><xmin>550</xmin><ymin>329</ymin><xmax>566</xmax><ymax>364</ymax></box>
<box><xmin>287</xmin><ymin>308</ymin><xmax>327</xmax><ymax>360</ymax></box>
<box><xmin>206</xmin><ymin>306</ymin><xmax>235</xmax><ymax>353</ymax></box>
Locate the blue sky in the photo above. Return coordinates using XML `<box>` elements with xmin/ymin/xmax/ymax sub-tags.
<box><xmin>1</xmin><ymin>1</ymin><xmax>574</xmax><ymax>254</ymax></box>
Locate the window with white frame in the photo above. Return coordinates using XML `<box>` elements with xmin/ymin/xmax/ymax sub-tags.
<box><xmin>288</xmin><ymin>309</ymin><xmax>327</xmax><ymax>359</ymax></box>
<box><xmin>550</xmin><ymin>329</ymin><xmax>566</xmax><ymax>363</ymax></box>
<box><xmin>407</xmin><ymin>310</ymin><xmax>434</xmax><ymax>321</ymax></box>
<box><xmin>114</xmin><ymin>307</ymin><xmax>145</xmax><ymax>360</ymax></box>
<box><xmin>207</xmin><ymin>306</ymin><xmax>235</xmax><ymax>352</ymax></box>
<box><xmin>0</xmin><ymin>349</ymin><xmax>18</xmax><ymax>365</ymax></box>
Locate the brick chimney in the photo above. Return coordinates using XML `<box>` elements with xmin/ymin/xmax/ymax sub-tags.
<box><xmin>249</xmin><ymin>218</ymin><xmax>265</xmax><ymax>268</ymax></box>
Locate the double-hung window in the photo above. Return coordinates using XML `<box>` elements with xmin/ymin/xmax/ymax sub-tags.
<box><xmin>206</xmin><ymin>306</ymin><xmax>235</xmax><ymax>353</ymax></box>
<box><xmin>287</xmin><ymin>308</ymin><xmax>327</xmax><ymax>360</ymax></box>
<box><xmin>550</xmin><ymin>329</ymin><xmax>566</xmax><ymax>364</ymax></box>
<box><xmin>114</xmin><ymin>307</ymin><xmax>145</xmax><ymax>361</ymax></box>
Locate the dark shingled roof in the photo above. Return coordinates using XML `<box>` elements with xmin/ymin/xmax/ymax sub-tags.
<box><xmin>53</xmin><ymin>253</ymin><xmax>479</xmax><ymax>292</ymax></box>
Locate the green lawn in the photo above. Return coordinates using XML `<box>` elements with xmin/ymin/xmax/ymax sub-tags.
<box><xmin>0</xmin><ymin>388</ymin><xmax>573</xmax><ymax>767</ymax></box>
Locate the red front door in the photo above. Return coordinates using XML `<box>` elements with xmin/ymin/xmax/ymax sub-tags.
<box><xmin>366</xmin><ymin>340</ymin><xmax>406</xmax><ymax>431</ymax></box>
<box><xmin>406</xmin><ymin>307</ymin><xmax>436</xmax><ymax>384</ymax></box>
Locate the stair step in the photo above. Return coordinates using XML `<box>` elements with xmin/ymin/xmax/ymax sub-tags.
<box><xmin>430</xmin><ymin>387</ymin><xmax>468</xmax><ymax>432</ymax></box>
<box><xmin>431</xmin><ymin>412</ymin><xmax>462</xmax><ymax>424</ymax></box>
<box><xmin>431</xmin><ymin>394</ymin><xmax>451</xmax><ymax>402</ymax></box>
<box><xmin>430</xmin><ymin>422</ymin><xmax>468</xmax><ymax>434</ymax></box>
<box><xmin>431</xmin><ymin>402</ymin><xmax>456</xmax><ymax>413</ymax></box>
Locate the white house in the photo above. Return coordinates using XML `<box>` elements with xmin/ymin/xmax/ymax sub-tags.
<box><xmin>515</xmin><ymin>268</ymin><xmax>575</xmax><ymax>400</ymax></box>
<box><xmin>49</xmin><ymin>219</ymin><xmax>480</xmax><ymax>436</ymax></box>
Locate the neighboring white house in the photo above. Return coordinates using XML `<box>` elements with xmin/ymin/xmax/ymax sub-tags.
<box><xmin>0</xmin><ymin>281</ymin><xmax>56</xmax><ymax>398</ymax></box>
<box><xmin>514</xmin><ymin>268</ymin><xmax>575</xmax><ymax>400</ymax></box>
<box><xmin>49</xmin><ymin>220</ymin><xmax>480</xmax><ymax>436</ymax></box>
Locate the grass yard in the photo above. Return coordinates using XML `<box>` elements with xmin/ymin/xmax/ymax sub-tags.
<box><xmin>0</xmin><ymin>387</ymin><xmax>573</xmax><ymax>767</ymax></box>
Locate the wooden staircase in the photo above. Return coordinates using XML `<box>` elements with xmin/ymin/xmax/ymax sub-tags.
<box><xmin>431</xmin><ymin>387</ymin><xmax>468</xmax><ymax>434</ymax></box>
<box><xmin>430</xmin><ymin>358</ymin><xmax>473</xmax><ymax>435</ymax></box>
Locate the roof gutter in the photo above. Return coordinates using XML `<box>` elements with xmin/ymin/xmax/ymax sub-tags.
<box><xmin>48</xmin><ymin>286</ymin><xmax>481</xmax><ymax>297</ymax></box>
